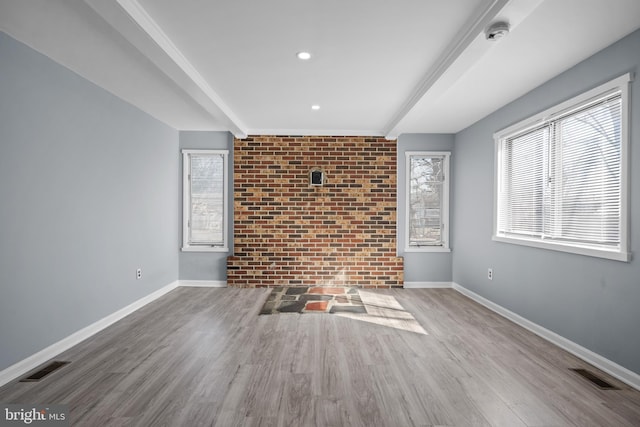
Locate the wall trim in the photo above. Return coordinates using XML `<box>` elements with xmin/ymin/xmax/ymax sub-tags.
<box><xmin>452</xmin><ymin>282</ymin><xmax>640</xmax><ymax>391</ymax></box>
<box><xmin>179</xmin><ymin>280</ymin><xmax>227</xmax><ymax>288</ymax></box>
<box><xmin>404</xmin><ymin>281</ymin><xmax>453</xmax><ymax>289</ymax></box>
<box><xmin>0</xmin><ymin>280</ymin><xmax>180</xmax><ymax>387</ymax></box>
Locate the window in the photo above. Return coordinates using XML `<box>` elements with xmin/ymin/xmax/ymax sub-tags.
<box><xmin>182</xmin><ymin>149</ymin><xmax>229</xmax><ymax>252</ymax></box>
<box><xmin>405</xmin><ymin>151</ymin><xmax>450</xmax><ymax>252</ymax></box>
<box><xmin>494</xmin><ymin>74</ymin><xmax>631</xmax><ymax>261</ymax></box>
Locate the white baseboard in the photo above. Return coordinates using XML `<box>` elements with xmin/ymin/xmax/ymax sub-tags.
<box><xmin>0</xmin><ymin>280</ymin><xmax>180</xmax><ymax>387</ymax></box>
<box><xmin>404</xmin><ymin>281</ymin><xmax>453</xmax><ymax>289</ymax></box>
<box><xmin>452</xmin><ymin>282</ymin><xmax>640</xmax><ymax>391</ymax></box>
<box><xmin>179</xmin><ymin>280</ymin><xmax>227</xmax><ymax>288</ymax></box>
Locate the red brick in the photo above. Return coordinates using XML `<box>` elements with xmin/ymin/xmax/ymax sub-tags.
<box><xmin>227</xmin><ymin>135</ymin><xmax>403</xmax><ymax>288</ymax></box>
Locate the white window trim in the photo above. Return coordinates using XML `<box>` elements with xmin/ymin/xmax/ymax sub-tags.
<box><xmin>405</xmin><ymin>151</ymin><xmax>451</xmax><ymax>253</ymax></box>
<box><xmin>493</xmin><ymin>73</ymin><xmax>632</xmax><ymax>262</ymax></box>
<box><xmin>182</xmin><ymin>149</ymin><xmax>229</xmax><ymax>252</ymax></box>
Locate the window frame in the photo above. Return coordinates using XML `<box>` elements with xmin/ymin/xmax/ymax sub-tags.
<box><xmin>493</xmin><ymin>73</ymin><xmax>631</xmax><ymax>262</ymax></box>
<box><xmin>182</xmin><ymin>149</ymin><xmax>229</xmax><ymax>252</ymax></box>
<box><xmin>405</xmin><ymin>151</ymin><xmax>451</xmax><ymax>253</ymax></box>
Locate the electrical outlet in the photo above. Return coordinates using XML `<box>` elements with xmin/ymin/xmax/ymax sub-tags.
<box><xmin>136</xmin><ymin>268</ymin><xmax>142</xmax><ymax>280</ymax></box>
<box><xmin>487</xmin><ymin>268</ymin><xmax>493</xmax><ymax>281</ymax></box>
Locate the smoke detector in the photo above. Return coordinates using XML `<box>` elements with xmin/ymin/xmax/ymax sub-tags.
<box><xmin>485</xmin><ymin>22</ymin><xmax>510</xmax><ymax>41</ymax></box>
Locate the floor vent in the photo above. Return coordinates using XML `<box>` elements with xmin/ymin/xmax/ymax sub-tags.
<box><xmin>570</xmin><ymin>368</ymin><xmax>619</xmax><ymax>390</ymax></box>
<box><xmin>20</xmin><ymin>361</ymin><xmax>70</xmax><ymax>382</ymax></box>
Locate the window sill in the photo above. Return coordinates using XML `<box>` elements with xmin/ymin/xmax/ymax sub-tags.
<box><xmin>405</xmin><ymin>246</ymin><xmax>451</xmax><ymax>253</ymax></box>
<box><xmin>492</xmin><ymin>235</ymin><xmax>630</xmax><ymax>262</ymax></box>
<box><xmin>182</xmin><ymin>246</ymin><xmax>229</xmax><ymax>253</ymax></box>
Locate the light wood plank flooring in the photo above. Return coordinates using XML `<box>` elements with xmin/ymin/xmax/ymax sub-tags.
<box><xmin>1</xmin><ymin>287</ymin><xmax>639</xmax><ymax>426</ymax></box>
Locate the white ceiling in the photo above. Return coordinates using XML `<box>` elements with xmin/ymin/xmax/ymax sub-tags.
<box><xmin>2</xmin><ymin>0</ymin><xmax>639</xmax><ymax>138</ymax></box>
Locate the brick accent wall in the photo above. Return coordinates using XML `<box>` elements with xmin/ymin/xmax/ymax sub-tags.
<box><xmin>227</xmin><ymin>136</ymin><xmax>403</xmax><ymax>288</ymax></box>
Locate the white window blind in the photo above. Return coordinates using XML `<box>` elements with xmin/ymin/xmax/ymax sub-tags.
<box><xmin>498</xmin><ymin>125</ymin><xmax>548</xmax><ymax>238</ymax></box>
<box><xmin>182</xmin><ymin>150</ymin><xmax>228</xmax><ymax>251</ymax></box>
<box><xmin>406</xmin><ymin>152</ymin><xmax>450</xmax><ymax>250</ymax></box>
<box><xmin>495</xmin><ymin>74</ymin><xmax>630</xmax><ymax>261</ymax></box>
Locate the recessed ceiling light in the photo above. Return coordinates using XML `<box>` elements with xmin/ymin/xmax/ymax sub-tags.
<box><xmin>311</xmin><ymin>105</ymin><xmax>320</xmax><ymax>110</ymax></box>
<box><xmin>297</xmin><ymin>51</ymin><xmax>312</xmax><ymax>60</ymax></box>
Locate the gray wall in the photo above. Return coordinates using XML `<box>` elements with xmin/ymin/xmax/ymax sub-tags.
<box><xmin>397</xmin><ymin>134</ymin><xmax>454</xmax><ymax>283</ymax></box>
<box><xmin>178</xmin><ymin>131</ymin><xmax>234</xmax><ymax>281</ymax></box>
<box><xmin>452</xmin><ymin>28</ymin><xmax>640</xmax><ymax>375</ymax></box>
<box><xmin>0</xmin><ymin>32</ymin><xmax>179</xmax><ymax>372</ymax></box>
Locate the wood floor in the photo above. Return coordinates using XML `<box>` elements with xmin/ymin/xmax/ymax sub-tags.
<box><xmin>1</xmin><ymin>287</ymin><xmax>639</xmax><ymax>426</ymax></box>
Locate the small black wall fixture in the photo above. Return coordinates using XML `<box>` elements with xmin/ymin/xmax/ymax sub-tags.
<box><xmin>309</xmin><ymin>168</ymin><xmax>325</xmax><ymax>186</ymax></box>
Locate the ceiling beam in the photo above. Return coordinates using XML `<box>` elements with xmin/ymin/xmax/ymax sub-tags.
<box><xmin>84</xmin><ymin>0</ymin><xmax>248</xmax><ymax>138</ymax></box>
<box><xmin>383</xmin><ymin>0</ymin><xmax>512</xmax><ymax>140</ymax></box>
